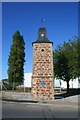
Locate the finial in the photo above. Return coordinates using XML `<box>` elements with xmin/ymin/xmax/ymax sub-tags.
<box><xmin>41</xmin><ymin>17</ymin><xmax>45</xmax><ymax>27</ymax></box>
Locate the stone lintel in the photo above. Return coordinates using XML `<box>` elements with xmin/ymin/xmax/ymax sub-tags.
<box><xmin>32</xmin><ymin>76</ymin><xmax>53</xmax><ymax>78</ymax></box>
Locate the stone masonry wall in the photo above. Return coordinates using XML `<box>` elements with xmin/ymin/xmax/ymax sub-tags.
<box><xmin>31</xmin><ymin>43</ymin><xmax>54</xmax><ymax>100</ymax></box>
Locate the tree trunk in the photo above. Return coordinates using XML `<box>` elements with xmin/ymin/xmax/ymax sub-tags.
<box><xmin>67</xmin><ymin>81</ymin><xmax>69</xmax><ymax>93</ymax></box>
<box><xmin>13</xmin><ymin>82</ymin><xmax>14</xmax><ymax>91</ymax></box>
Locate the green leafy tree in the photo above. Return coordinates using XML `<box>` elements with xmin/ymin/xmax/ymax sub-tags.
<box><xmin>53</xmin><ymin>37</ymin><xmax>80</xmax><ymax>93</ymax></box>
<box><xmin>8</xmin><ymin>31</ymin><xmax>25</xmax><ymax>89</ymax></box>
<box><xmin>68</xmin><ymin>37</ymin><xmax>80</xmax><ymax>79</ymax></box>
<box><xmin>63</xmin><ymin>37</ymin><xmax>80</xmax><ymax>79</ymax></box>
<box><xmin>53</xmin><ymin>46</ymin><xmax>70</xmax><ymax>93</ymax></box>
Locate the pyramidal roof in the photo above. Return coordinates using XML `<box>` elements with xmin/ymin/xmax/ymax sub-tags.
<box><xmin>32</xmin><ymin>27</ymin><xmax>53</xmax><ymax>44</ymax></box>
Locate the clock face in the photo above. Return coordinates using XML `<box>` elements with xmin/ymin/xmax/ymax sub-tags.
<box><xmin>41</xmin><ymin>33</ymin><xmax>44</xmax><ymax>37</ymax></box>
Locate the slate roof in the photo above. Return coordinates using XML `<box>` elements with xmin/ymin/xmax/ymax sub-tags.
<box><xmin>32</xmin><ymin>27</ymin><xmax>53</xmax><ymax>44</ymax></box>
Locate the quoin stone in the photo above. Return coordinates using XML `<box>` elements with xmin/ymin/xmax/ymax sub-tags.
<box><xmin>31</xmin><ymin>27</ymin><xmax>54</xmax><ymax>100</ymax></box>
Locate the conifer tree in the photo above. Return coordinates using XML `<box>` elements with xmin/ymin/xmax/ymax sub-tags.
<box><xmin>8</xmin><ymin>31</ymin><xmax>25</xmax><ymax>88</ymax></box>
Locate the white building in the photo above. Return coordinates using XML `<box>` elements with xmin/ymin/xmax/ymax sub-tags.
<box><xmin>24</xmin><ymin>73</ymin><xmax>32</xmax><ymax>88</ymax></box>
<box><xmin>54</xmin><ymin>78</ymin><xmax>79</xmax><ymax>89</ymax></box>
<box><xmin>24</xmin><ymin>73</ymin><xmax>79</xmax><ymax>88</ymax></box>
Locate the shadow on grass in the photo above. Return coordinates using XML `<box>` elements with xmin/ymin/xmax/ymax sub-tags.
<box><xmin>54</xmin><ymin>88</ymin><xmax>80</xmax><ymax>99</ymax></box>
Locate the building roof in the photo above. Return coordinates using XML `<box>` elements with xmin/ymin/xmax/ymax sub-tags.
<box><xmin>32</xmin><ymin>27</ymin><xmax>53</xmax><ymax>44</ymax></box>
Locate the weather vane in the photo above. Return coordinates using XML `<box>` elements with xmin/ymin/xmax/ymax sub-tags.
<box><xmin>41</xmin><ymin>17</ymin><xmax>45</xmax><ymax>27</ymax></box>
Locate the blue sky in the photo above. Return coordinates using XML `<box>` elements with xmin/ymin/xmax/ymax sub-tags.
<box><xmin>2</xmin><ymin>2</ymin><xmax>78</xmax><ymax>79</ymax></box>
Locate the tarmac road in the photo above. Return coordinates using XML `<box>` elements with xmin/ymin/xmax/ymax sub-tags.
<box><xmin>2</xmin><ymin>101</ymin><xmax>79</xmax><ymax>119</ymax></box>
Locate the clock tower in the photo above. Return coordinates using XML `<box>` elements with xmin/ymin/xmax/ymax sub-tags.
<box><xmin>31</xmin><ymin>27</ymin><xmax>54</xmax><ymax>100</ymax></box>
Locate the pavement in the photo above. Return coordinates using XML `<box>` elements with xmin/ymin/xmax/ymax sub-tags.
<box><xmin>1</xmin><ymin>91</ymin><xmax>79</xmax><ymax>119</ymax></box>
<box><xmin>0</xmin><ymin>91</ymin><xmax>79</xmax><ymax>108</ymax></box>
<box><xmin>2</xmin><ymin>101</ymin><xmax>79</xmax><ymax>119</ymax></box>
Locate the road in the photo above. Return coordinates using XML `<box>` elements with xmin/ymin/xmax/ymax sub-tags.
<box><xmin>2</xmin><ymin>101</ymin><xmax>79</xmax><ymax>119</ymax></box>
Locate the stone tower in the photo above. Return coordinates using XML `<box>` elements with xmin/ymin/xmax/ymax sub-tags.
<box><xmin>31</xmin><ymin>27</ymin><xmax>54</xmax><ymax>100</ymax></box>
